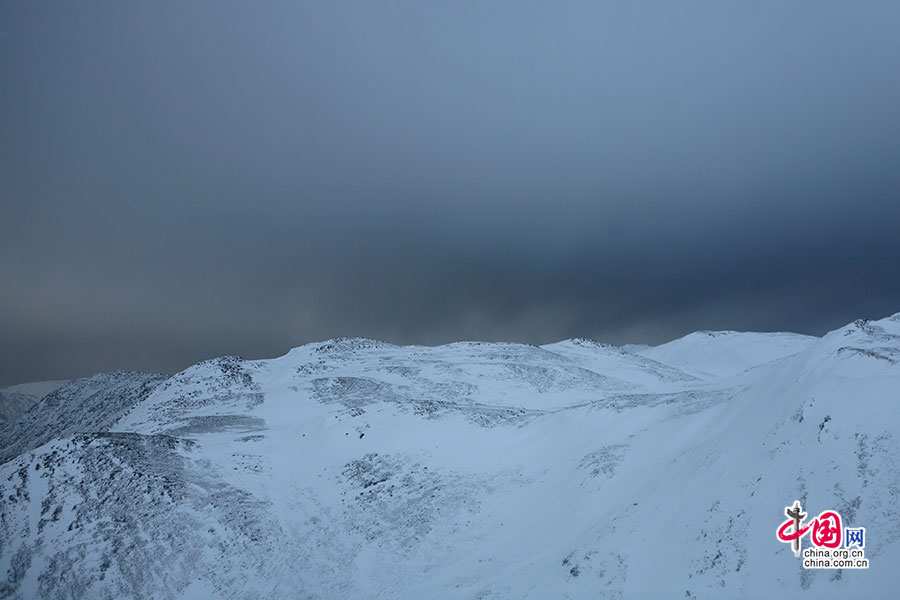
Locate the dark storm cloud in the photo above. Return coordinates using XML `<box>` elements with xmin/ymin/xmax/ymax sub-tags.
<box><xmin>2</xmin><ymin>0</ymin><xmax>900</xmax><ymax>385</ymax></box>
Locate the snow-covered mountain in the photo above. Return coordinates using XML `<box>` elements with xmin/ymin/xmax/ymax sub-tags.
<box><xmin>0</xmin><ymin>380</ymin><xmax>68</xmax><ymax>421</ymax></box>
<box><xmin>2</xmin><ymin>314</ymin><xmax>898</xmax><ymax>599</ymax></box>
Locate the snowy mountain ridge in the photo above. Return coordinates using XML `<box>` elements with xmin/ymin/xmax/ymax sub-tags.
<box><xmin>2</xmin><ymin>314</ymin><xmax>899</xmax><ymax>599</ymax></box>
<box><xmin>0</xmin><ymin>381</ymin><xmax>68</xmax><ymax>421</ymax></box>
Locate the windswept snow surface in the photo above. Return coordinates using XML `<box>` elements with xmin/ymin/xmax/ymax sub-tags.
<box><xmin>2</xmin><ymin>316</ymin><xmax>900</xmax><ymax>598</ymax></box>
<box><xmin>627</xmin><ymin>330</ymin><xmax>818</xmax><ymax>381</ymax></box>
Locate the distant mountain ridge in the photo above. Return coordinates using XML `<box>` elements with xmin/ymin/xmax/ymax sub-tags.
<box><xmin>1</xmin><ymin>314</ymin><xmax>898</xmax><ymax>599</ymax></box>
<box><xmin>0</xmin><ymin>380</ymin><xmax>67</xmax><ymax>421</ymax></box>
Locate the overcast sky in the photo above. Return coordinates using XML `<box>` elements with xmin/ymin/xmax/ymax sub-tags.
<box><xmin>2</xmin><ymin>1</ymin><xmax>900</xmax><ymax>386</ymax></box>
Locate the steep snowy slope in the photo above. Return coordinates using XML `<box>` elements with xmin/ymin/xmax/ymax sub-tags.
<box><xmin>1</xmin><ymin>316</ymin><xmax>898</xmax><ymax>599</ymax></box>
<box><xmin>0</xmin><ymin>371</ymin><xmax>169</xmax><ymax>464</ymax></box>
<box><xmin>0</xmin><ymin>380</ymin><xmax>67</xmax><ymax>421</ymax></box>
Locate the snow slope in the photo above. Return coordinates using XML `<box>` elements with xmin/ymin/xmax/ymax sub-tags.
<box><xmin>0</xmin><ymin>371</ymin><xmax>168</xmax><ymax>464</ymax></box>
<box><xmin>628</xmin><ymin>330</ymin><xmax>818</xmax><ymax>380</ymax></box>
<box><xmin>0</xmin><ymin>380</ymin><xmax>67</xmax><ymax>421</ymax></box>
<box><xmin>1</xmin><ymin>316</ymin><xmax>899</xmax><ymax>599</ymax></box>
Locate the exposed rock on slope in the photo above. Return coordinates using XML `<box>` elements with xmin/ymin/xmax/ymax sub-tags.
<box><xmin>0</xmin><ymin>372</ymin><xmax>168</xmax><ymax>464</ymax></box>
